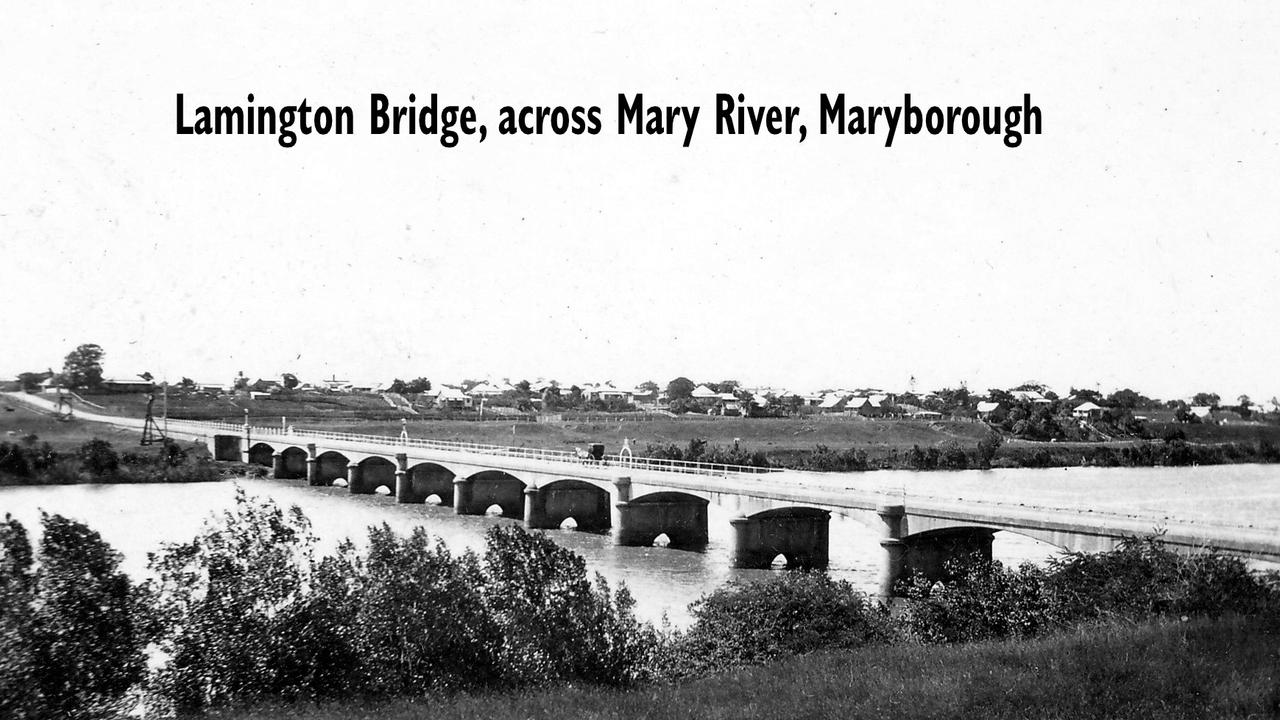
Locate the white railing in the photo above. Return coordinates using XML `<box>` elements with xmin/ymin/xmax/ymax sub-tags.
<box><xmin>168</xmin><ymin>418</ymin><xmax>781</xmax><ymax>478</ymax></box>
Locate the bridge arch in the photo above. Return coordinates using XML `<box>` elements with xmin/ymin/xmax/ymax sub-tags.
<box><xmin>247</xmin><ymin>442</ymin><xmax>275</xmax><ymax>467</ymax></box>
<box><xmin>399</xmin><ymin>462</ymin><xmax>457</xmax><ymax>504</ymax></box>
<box><xmin>315</xmin><ymin>451</ymin><xmax>351</xmax><ymax>485</ymax></box>
<box><xmin>616</xmin><ymin>491</ymin><xmax>709</xmax><ymax>550</ymax></box>
<box><xmin>351</xmin><ymin>456</ymin><xmax>397</xmax><ymax>495</ymax></box>
<box><xmin>730</xmin><ymin>506</ymin><xmax>831</xmax><ymax>570</ymax></box>
<box><xmin>274</xmin><ymin>446</ymin><xmax>308</xmax><ymax>480</ymax></box>
<box><xmin>898</xmin><ymin>526</ymin><xmax>998</xmax><ymax>584</ymax></box>
<box><xmin>526</xmin><ymin>479</ymin><xmax>612</xmax><ymax>532</ymax></box>
<box><xmin>454</xmin><ymin>470</ymin><xmax>525</xmax><ymax>519</ymax></box>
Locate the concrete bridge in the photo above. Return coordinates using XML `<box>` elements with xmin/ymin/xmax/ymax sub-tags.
<box><xmin>5</xmin><ymin>392</ymin><xmax>1278</xmax><ymax>598</ymax></box>
<box><xmin>193</xmin><ymin>418</ymin><xmax>1280</xmax><ymax>598</ymax></box>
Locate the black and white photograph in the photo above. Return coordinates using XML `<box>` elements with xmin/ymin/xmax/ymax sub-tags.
<box><xmin>2</xmin><ymin>2</ymin><xmax>1279</xmax><ymax>718</ymax></box>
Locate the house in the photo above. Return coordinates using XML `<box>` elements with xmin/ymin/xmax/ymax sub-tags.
<box><xmin>1189</xmin><ymin>405</ymin><xmax>1214</xmax><ymax>422</ymax></box>
<box><xmin>628</xmin><ymin>385</ymin><xmax>660</xmax><ymax>407</ymax></box>
<box><xmin>467</xmin><ymin>382</ymin><xmax>510</xmax><ymax>401</ymax></box>
<box><xmin>436</xmin><ymin>386</ymin><xmax>472</xmax><ymax>409</ymax></box>
<box><xmin>818</xmin><ymin>393</ymin><xmax>848</xmax><ymax>412</ymax></box>
<box><xmin>846</xmin><ymin>397</ymin><xmax>886</xmax><ymax>417</ymax></box>
<box><xmin>1072</xmin><ymin>401</ymin><xmax>1104</xmax><ymax>420</ymax></box>
<box><xmin>99</xmin><ymin>378</ymin><xmax>155</xmax><ymax>394</ymax></box>
<box><xmin>691</xmin><ymin>385</ymin><xmax>720</xmax><ymax>401</ymax></box>
<box><xmin>976</xmin><ymin>401</ymin><xmax>1002</xmax><ymax>420</ymax></box>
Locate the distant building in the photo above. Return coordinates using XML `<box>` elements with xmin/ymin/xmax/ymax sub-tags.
<box><xmin>1072</xmin><ymin>401</ymin><xmax>1104</xmax><ymax>419</ymax></box>
<box><xmin>976</xmin><ymin>401</ymin><xmax>1002</xmax><ymax>420</ymax></box>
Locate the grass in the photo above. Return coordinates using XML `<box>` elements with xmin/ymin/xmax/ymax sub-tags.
<box><xmin>65</xmin><ymin>391</ymin><xmax>993</xmax><ymax>456</ymax></box>
<box><xmin>208</xmin><ymin>614</ymin><xmax>1280</xmax><ymax>720</ymax></box>
<box><xmin>0</xmin><ymin>401</ymin><xmax>143</xmax><ymax>452</ymax></box>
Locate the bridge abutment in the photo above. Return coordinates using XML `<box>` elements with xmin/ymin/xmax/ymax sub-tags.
<box><xmin>212</xmin><ymin>435</ymin><xmax>241</xmax><ymax>461</ymax></box>
<box><xmin>730</xmin><ymin>508</ymin><xmax>831</xmax><ymax>570</ymax></box>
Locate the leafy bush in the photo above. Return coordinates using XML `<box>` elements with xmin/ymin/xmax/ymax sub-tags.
<box><xmin>146</xmin><ymin>489</ymin><xmax>323</xmax><ymax>713</ymax></box>
<box><xmin>899</xmin><ymin>557</ymin><xmax>1055</xmax><ymax>643</ymax></box>
<box><xmin>145</xmin><ymin>493</ymin><xmax>660</xmax><ymax>713</ymax></box>
<box><xmin>0</xmin><ymin>513</ymin><xmax>149</xmax><ymax>720</ymax></box>
<box><xmin>898</xmin><ymin>535</ymin><xmax>1280</xmax><ymax>645</ymax></box>
<box><xmin>662</xmin><ymin>572</ymin><xmax>893</xmax><ymax>680</ymax></box>
<box><xmin>481</xmin><ymin>525</ymin><xmax>657</xmax><ymax>686</ymax></box>
<box><xmin>77</xmin><ymin>439</ymin><xmax>119</xmax><ymax>477</ymax></box>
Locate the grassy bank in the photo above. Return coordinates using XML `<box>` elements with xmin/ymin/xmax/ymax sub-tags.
<box><xmin>0</xmin><ymin>402</ymin><xmax>224</xmax><ymax>485</ymax></box>
<box><xmin>210</xmin><ymin>613</ymin><xmax>1280</xmax><ymax>720</ymax></box>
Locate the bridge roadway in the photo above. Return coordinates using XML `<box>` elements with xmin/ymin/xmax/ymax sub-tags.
<box><xmin>7</xmin><ymin>391</ymin><xmax>1279</xmax><ymax>597</ymax></box>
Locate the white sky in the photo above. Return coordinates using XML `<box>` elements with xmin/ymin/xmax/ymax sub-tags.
<box><xmin>2</xmin><ymin>2</ymin><xmax>1278</xmax><ymax>400</ymax></box>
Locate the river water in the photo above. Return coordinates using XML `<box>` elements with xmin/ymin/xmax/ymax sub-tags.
<box><xmin>5</xmin><ymin>464</ymin><xmax>1279</xmax><ymax>624</ymax></box>
<box><xmin>0</xmin><ymin>475</ymin><xmax>1068</xmax><ymax>626</ymax></box>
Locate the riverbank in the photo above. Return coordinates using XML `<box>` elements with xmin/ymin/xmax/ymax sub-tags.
<box><xmin>0</xmin><ymin>405</ymin><xmax>224</xmax><ymax>485</ymax></box>
<box><xmin>207</xmin><ymin>613</ymin><xmax>1280</xmax><ymax>720</ymax></box>
<box><xmin>15</xmin><ymin>390</ymin><xmax>1280</xmax><ymax>471</ymax></box>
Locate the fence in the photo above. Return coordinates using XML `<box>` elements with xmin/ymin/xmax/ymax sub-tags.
<box><xmin>168</xmin><ymin>418</ymin><xmax>781</xmax><ymax>478</ymax></box>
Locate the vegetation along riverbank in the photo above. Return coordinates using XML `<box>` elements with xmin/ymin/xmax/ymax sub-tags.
<box><xmin>1</xmin><ymin>492</ymin><xmax>1276</xmax><ymax>719</ymax></box>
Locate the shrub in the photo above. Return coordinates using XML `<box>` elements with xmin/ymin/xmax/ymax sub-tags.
<box><xmin>334</xmin><ymin>525</ymin><xmax>500</xmax><ymax>694</ymax></box>
<box><xmin>146</xmin><ymin>489</ymin><xmax>322</xmax><ymax>713</ymax></box>
<box><xmin>0</xmin><ymin>514</ymin><xmax>148</xmax><ymax>720</ymax></box>
<box><xmin>77</xmin><ymin>439</ymin><xmax>119</xmax><ymax>477</ymax></box>
<box><xmin>481</xmin><ymin>525</ymin><xmax>657</xmax><ymax>686</ymax></box>
<box><xmin>663</xmin><ymin>572</ymin><xmax>893</xmax><ymax>680</ymax></box>
<box><xmin>899</xmin><ymin>556</ymin><xmax>1055</xmax><ymax>643</ymax></box>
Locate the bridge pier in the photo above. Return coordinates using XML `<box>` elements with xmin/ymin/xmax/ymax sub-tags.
<box><xmin>394</xmin><ymin>454</ymin><xmax>411</xmax><ymax>503</ymax></box>
<box><xmin>306</xmin><ymin>444</ymin><xmax>320</xmax><ymax>485</ymax></box>
<box><xmin>453</xmin><ymin>477</ymin><xmax>473</xmax><ymax>514</ymax></box>
<box><xmin>615</xmin><ymin>492</ymin><xmax>709</xmax><ymax>550</ymax></box>
<box><xmin>524</xmin><ymin>487</ymin><xmax>548</xmax><ymax>528</ymax></box>
<box><xmin>346</xmin><ymin>462</ymin><xmax>363</xmax><ymax>493</ymax></box>
<box><xmin>877</xmin><ymin>504</ymin><xmax>907</xmax><ymax>602</ymax></box>
<box><xmin>271</xmin><ymin>452</ymin><xmax>285</xmax><ymax>479</ymax></box>
<box><xmin>730</xmin><ymin>509</ymin><xmax>830</xmax><ymax>570</ymax></box>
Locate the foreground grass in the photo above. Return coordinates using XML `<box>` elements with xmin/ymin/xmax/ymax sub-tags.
<box><xmin>210</xmin><ymin>614</ymin><xmax>1279</xmax><ymax>720</ymax></box>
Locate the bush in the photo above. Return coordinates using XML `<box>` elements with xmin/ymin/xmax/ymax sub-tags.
<box><xmin>898</xmin><ymin>535</ymin><xmax>1280</xmax><ymax>645</ymax></box>
<box><xmin>0</xmin><ymin>513</ymin><xmax>149</xmax><ymax>720</ymax></box>
<box><xmin>481</xmin><ymin>525</ymin><xmax>658</xmax><ymax>686</ymax></box>
<box><xmin>899</xmin><ymin>556</ymin><xmax>1055</xmax><ymax>643</ymax></box>
<box><xmin>663</xmin><ymin>573</ymin><xmax>893</xmax><ymax>680</ymax></box>
<box><xmin>146</xmin><ymin>489</ymin><xmax>323</xmax><ymax>713</ymax></box>
<box><xmin>77</xmin><ymin>439</ymin><xmax>119</xmax><ymax>477</ymax></box>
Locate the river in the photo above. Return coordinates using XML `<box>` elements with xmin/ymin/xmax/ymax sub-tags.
<box><xmin>0</xmin><ymin>473</ymin><xmax>1070</xmax><ymax>626</ymax></box>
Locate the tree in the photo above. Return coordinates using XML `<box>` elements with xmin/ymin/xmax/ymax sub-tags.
<box><xmin>638</xmin><ymin>380</ymin><xmax>659</xmax><ymax>394</ymax></box>
<box><xmin>1191</xmin><ymin>392</ymin><xmax>1221</xmax><ymax>408</ymax></box>
<box><xmin>666</xmin><ymin>377</ymin><xmax>696</xmax><ymax>402</ymax></box>
<box><xmin>61</xmin><ymin>344</ymin><xmax>105</xmax><ymax>391</ymax></box>
<box><xmin>233</xmin><ymin>372</ymin><xmax>249</xmax><ymax>392</ymax></box>
<box><xmin>1106</xmin><ymin>388</ymin><xmax>1150</xmax><ymax>410</ymax></box>
<box><xmin>1069</xmin><ymin>387</ymin><xmax>1103</xmax><ymax>403</ymax></box>
<box><xmin>16</xmin><ymin>372</ymin><xmax>49</xmax><ymax>393</ymax></box>
<box><xmin>387</xmin><ymin>378</ymin><xmax>407</xmax><ymax>394</ymax></box>
<box><xmin>281</xmin><ymin>373</ymin><xmax>300</xmax><ymax>390</ymax></box>
<box><xmin>404</xmin><ymin>377</ymin><xmax>431</xmax><ymax>394</ymax></box>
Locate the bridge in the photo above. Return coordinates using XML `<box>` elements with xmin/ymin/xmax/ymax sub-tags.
<box><xmin>6</xmin><ymin>391</ymin><xmax>1280</xmax><ymax>598</ymax></box>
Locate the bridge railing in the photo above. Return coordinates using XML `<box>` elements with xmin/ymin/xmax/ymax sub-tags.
<box><xmin>168</xmin><ymin>419</ymin><xmax>781</xmax><ymax>477</ymax></box>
